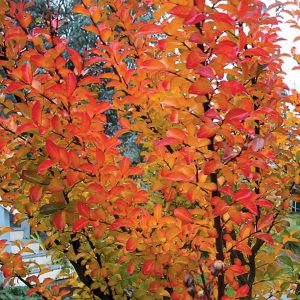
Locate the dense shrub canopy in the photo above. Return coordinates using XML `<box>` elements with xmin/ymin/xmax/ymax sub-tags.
<box><xmin>0</xmin><ymin>0</ymin><xmax>299</xmax><ymax>299</ymax></box>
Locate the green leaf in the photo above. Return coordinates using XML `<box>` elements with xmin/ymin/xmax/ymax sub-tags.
<box><xmin>39</xmin><ymin>203</ymin><xmax>66</xmax><ymax>216</ymax></box>
<box><xmin>277</xmin><ymin>255</ymin><xmax>293</xmax><ymax>268</ymax></box>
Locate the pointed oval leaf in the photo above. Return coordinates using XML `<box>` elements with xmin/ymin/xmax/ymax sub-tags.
<box><xmin>174</xmin><ymin>207</ymin><xmax>192</xmax><ymax>223</ymax></box>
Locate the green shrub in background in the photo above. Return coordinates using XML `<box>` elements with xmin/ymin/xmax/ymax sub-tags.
<box><xmin>0</xmin><ymin>286</ymin><xmax>42</xmax><ymax>300</ymax></box>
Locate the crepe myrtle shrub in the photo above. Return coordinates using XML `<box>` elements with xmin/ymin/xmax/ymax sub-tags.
<box><xmin>0</xmin><ymin>0</ymin><xmax>300</xmax><ymax>299</ymax></box>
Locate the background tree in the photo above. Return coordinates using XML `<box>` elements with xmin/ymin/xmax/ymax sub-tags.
<box><xmin>0</xmin><ymin>0</ymin><xmax>299</xmax><ymax>299</ymax></box>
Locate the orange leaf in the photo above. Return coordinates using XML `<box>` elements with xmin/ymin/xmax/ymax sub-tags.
<box><xmin>154</xmin><ymin>204</ymin><xmax>162</xmax><ymax>222</ymax></box>
<box><xmin>31</xmin><ymin>54</ymin><xmax>53</xmax><ymax>69</ymax></box>
<box><xmin>16</xmin><ymin>12</ymin><xmax>32</xmax><ymax>28</ymax></box>
<box><xmin>163</xmin><ymin>165</ymin><xmax>196</xmax><ymax>182</ymax></box>
<box><xmin>174</xmin><ymin>207</ymin><xmax>192</xmax><ymax>223</ymax></box>
<box><xmin>29</xmin><ymin>186</ymin><xmax>43</xmax><ymax>203</ymax></box>
<box><xmin>78</xmin><ymin>76</ymin><xmax>102</xmax><ymax>85</ymax></box>
<box><xmin>72</xmin><ymin>4</ymin><xmax>90</xmax><ymax>16</ymax></box>
<box><xmin>235</xmin><ymin>242</ymin><xmax>252</xmax><ymax>255</ymax></box>
<box><xmin>137</xmin><ymin>24</ymin><xmax>164</xmax><ymax>35</ymax></box>
<box><xmin>140</xmin><ymin>59</ymin><xmax>167</xmax><ymax>70</ymax></box>
<box><xmin>166</xmin><ymin>128</ymin><xmax>187</xmax><ymax>142</ymax></box>
<box><xmin>53</xmin><ymin>211</ymin><xmax>66</xmax><ymax>231</ymax></box>
<box><xmin>2</xmin><ymin>265</ymin><xmax>13</xmax><ymax>278</ymax></box>
<box><xmin>189</xmin><ymin>78</ymin><xmax>214</xmax><ymax>95</ymax></box>
<box><xmin>126</xmin><ymin>237</ymin><xmax>138</xmax><ymax>252</ymax></box>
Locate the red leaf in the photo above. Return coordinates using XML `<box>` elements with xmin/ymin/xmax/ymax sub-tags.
<box><xmin>6</xmin><ymin>81</ymin><xmax>26</xmax><ymax>92</ymax></box>
<box><xmin>21</xmin><ymin>63</ymin><xmax>33</xmax><ymax>84</ymax></box>
<box><xmin>174</xmin><ymin>207</ymin><xmax>192</xmax><ymax>223</ymax></box>
<box><xmin>155</xmin><ymin>137</ymin><xmax>180</xmax><ymax>147</ymax></box>
<box><xmin>32</xmin><ymin>101</ymin><xmax>42</xmax><ymax>125</ymax></box>
<box><xmin>234</xmin><ymin>189</ymin><xmax>253</xmax><ymax>202</ymax></box>
<box><xmin>220</xmin><ymin>186</ymin><xmax>234</xmax><ymax>197</ymax></box>
<box><xmin>66</xmin><ymin>72</ymin><xmax>77</xmax><ymax>97</ymax></box>
<box><xmin>120</xmin><ymin>156</ymin><xmax>130</xmax><ymax>175</ymax></box>
<box><xmin>196</xmin><ymin>66</ymin><xmax>215</xmax><ymax>78</ymax></box>
<box><xmin>212</xmin><ymin>197</ymin><xmax>229</xmax><ymax>217</ymax></box>
<box><xmin>211</xmin><ymin>12</ymin><xmax>235</xmax><ymax>25</ymax></box>
<box><xmin>16</xmin><ymin>123</ymin><xmax>36</xmax><ymax>134</ymax></box>
<box><xmin>53</xmin><ymin>211</ymin><xmax>66</xmax><ymax>231</ymax></box>
<box><xmin>184</xmin><ymin>7</ymin><xmax>206</xmax><ymax>25</ymax></box>
<box><xmin>127</xmin><ymin>260</ymin><xmax>136</xmax><ymax>275</ymax></box>
<box><xmin>126</xmin><ymin>237</ymin><xmax>138</xmax><ymax>252</ymax></box>
<box><xmin>119</xmin><ymin>117</ymin><xmax>131</xmax><ymax>129</ymax></box>
<box><xmin>253</xmin><ymin>232</ymin><xmax>274</xmax><ymax>244</ymax></box>
<box><xmin>197</xmin><ymin>123</ymin><xmax>218</xmax><ymax>138</ymax></box>
<box><xmin>38</xmin><ymin>160</ymin><xmax>55</xmax><ymax>175</ymax></box>
<box><xmin>235</xmin><ymin>242</ymin><xmax>252</xmax><ymax>255</ymax></box>
<box><xmin>67</xmin><ymin>48</ymin><xmax>83</xmax><ymax>75</ymax></box>
<box><xmin>186</xmin><ymin>49</ymin><xmax>207</xmax><ymax>69</ymax></box>
<box><xmin>29</xmin><ymin>186</ymin><xmax>43</xmax><ymax>203</ymax></box>
<box><xmin>225</xmin><ymin>108</ymin><xmax>249</xmax><ymax>122</ymax></box>
<box><xmin>77</xmin><ymin>202</ymin><xmax>90</xmax><ymax>218</ymax></box>
<box><xmin>137</xmin><ymin>24</ymin><xmax>164</xmax><ymax>35</ymax></box>
<box><xmin>16</xmin><ymin>12</ymin><xmax>32</xmax><ymax>28</ymax></box>
<box><xmin>96</xmin><ymin>149</ymin><xmax>105</xmax><ymax>166</ymax></box>
<box><xmin>251</xmin><ymin>136</ymin><xmax>265</xmax><ymax>152</ymax></box>
<box><xmin>214</xmin><ymin>40</ymin><xmax>238</xmax><ymax>60</ymax></box>
<box><xmin>204</xmin><ymin>160</ymin><xmax>221</xmax><ymax>175</ymax></box>
<box><xmin>220</xmin><ymin>80</ymin><xmax>246</xmax><ymax>96</ymax></box>
<box><xmin>109</xmin><ymin>218</ymin><xmax>134</xmax><ymax>231</ymax></box>
<box><xmin>228</xmin><ymin>264</ymin><xmax>248</xmax><ymax>275</ymax></box>
<box><xmin>2</xmin><ymin>265</ymin><xmax>13</xmax><ymax>278</ymax></box>
<box><xmin>45</xmin><ymin>139</ymin><xmax>60</xmax><ymax>161</ymax></box>
<box><xmin>72</xmin><ymin>218</ymin><xmax>89</xmax><ymax>232</ymax></box>
<box><xmin>236</xmin><ymin>285</ymin><xmax>250</xmax><ymax>298</ymax></box>
<box><xmin>244</xmin><ymin>47</ymin><xmax>269</xmax><ymax>57</ymax></box>
<box><xmin>189</xmin><ymin>78</ymin><xmax>214</xmax><ymax>95</ymax></box>
<box><xmin>234</xmin><ymin>189</ymin><xmax>258</xmax><ymax>215</ymax></box>
<box><xmin>256</xmin><ymin>199</ymin><xmax>272</xmax><ymax>208</ymax></box>
<box><xmin>257</xmin><ymin>213</ymin><xmax>273</xmax><ymax>231</ymax></box>
<box><xmin>142</xmin><ymin>259</ymin><xmax>155</xmax><ymax>275</ymax></box>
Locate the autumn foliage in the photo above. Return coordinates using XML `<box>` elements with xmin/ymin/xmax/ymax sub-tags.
<box><xmin>0</xmin><ymin>0</ymin><xmax>300</xmax><ymax>299</ymax></box>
